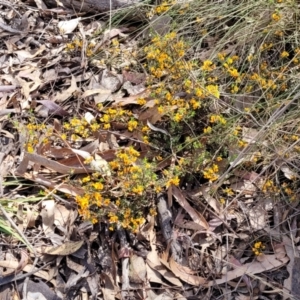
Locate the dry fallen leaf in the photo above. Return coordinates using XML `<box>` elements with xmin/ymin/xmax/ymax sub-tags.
<box><xmin>167</xmin><ymin>256</ymin><xmax>207</xmax><ymax>286</ymax></box>
<box><xmin>55</xmin><ymin>75</ymin><xmax>78</xmax><ymax>102</ymax></box>
<box><xmin>129</xmin><ymin>254</ymin><xmax>146</xmax><ymax>283</ymax></box>
<box><xmin>40</xmin><ymin>200</ymin><xmax>55</xmax><ymax>238</ymax></box>
<box><xmin>38</xmin><ymin>240</ymin><xmax>84</xmax><ymax>256</ymax></box>
<box><xmin>58</xmin><ymin>18</ymin><xmax>81</xmax><ymax>34</ymax></box>
<box><xmin>172</xmin><ymin>186</ymin><xmax>209</xmax><ymax>230</ymax></box>
<box><xmin>36</xmin><ymin>100</ymin><xmax>69</xmax><ymax>116</ymax></box>
<box><xmin>208</xmin><ymin>254</ymin><xmax>289</xmax><ymax>287</ymax></box>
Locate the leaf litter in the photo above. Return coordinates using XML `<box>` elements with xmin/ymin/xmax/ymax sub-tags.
<box><xmin>0</xmin><ymin>0</ymin><xmax>299</xmax><ymax>299</ymax></box>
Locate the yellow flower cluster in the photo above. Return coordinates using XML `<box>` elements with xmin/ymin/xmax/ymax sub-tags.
<box><xmin>271</xmin><ymin>12</ymin><xmax>281</xmax><ymax>22</ymax></box>
<box><xmin>209</xmin><ymin>114</ymin><xmax>226</xmax><ymax>125</ymax></box>
<box><xmin>25</xmin><ymin>122</ymin><xmax>52</xmax><ymax>153</ymax></box>
<box><xmin>252</xmin><ymin>241</ymin><xmax>265</xmax><ymax>256</ymax></box>
<box><xmin>206</xmin><ymin>85</ymin><xmax>220</xmax><ymax>98</ymax></box>
<box><xmin>262</xmin><ymin>179</ymin><xmax>280</xmax><ymax>194</ymax></box>
<box><xmin>203</xmin><ymin>164</ymin><xmax>219</xmax><ymax>182</ymax></box>
<box><xmin>74</xmin><ymin>147</ymin><xmax>157</xmax><ymax>230</ymax></box>
<box><xmin>143</xmin><ymin>32</ymin><xmax>207</xmax><ymax>127</ymax></box>
<box><xmin>201</xmin><ymin>60</ymin><xmax>215</xmax><ymax>72</ymax></box>
<box><xmin>65</xmin><ymin>38</ymin><xmax>97</xmax><ymax>57</ymax></box>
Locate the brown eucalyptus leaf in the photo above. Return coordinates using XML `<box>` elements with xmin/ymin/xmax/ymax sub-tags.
<box><xmin>172</xmin><ymin>186</ymin><xmax>209</xmax><ymax>230</ymax></box>
<box><xmin>39</xmin><ymin>240</ymin><xmax>84</xmax><ymax>256</ymax></box>
<box><xmin>129</xmin><ymin>254</ymin><xmax>146</xmax><ymax>283</ymax></box>
<box><xmin>36</xmin><ymin>100</ymin><xmax>69</xmax><ymax>116</ymax></box>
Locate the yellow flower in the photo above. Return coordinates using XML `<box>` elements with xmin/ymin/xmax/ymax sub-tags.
<box><xmin>190</xmin><ymin>98</ymin><xmax>201</xmax><ymax>109</ymax></box>
<box><xmin>109</xmin><ymin>214</ymin><xmax>119</xmax><ymax>223</ymax></box>
<box><xmin>103</xmin><ymin>198</ymin><xmax>110</xmax><ymax>206</ymax></box>
<box><xmin>280</xmin><ymin>51</ymin><xmax>289</xmax><ymax>58</ymax></box>
<box><xmin>173</xmin><ymin>113</ymin><xmax>183</xmax><ymax>122</ymax></box>
<box><xmin>157</xmin><ymin>106</ymin><xmax>164</xmax><ymax>114</ymax></box>
<box><xmin>247</xmin><ymin>54</ymin><xmax>253</xmax><ymax>62</ymax></box>
<box><xmin>166</xmin><ymin>176</ymin><xmax>180</xmax><ymax>187</ymax></box>
<box><xmin>128</xmin><ymin>119</ymin><xmax>138</xmax><ymax>131</ymax></box>
<box><xmin>124</xmin><ymin>208</ymin><xmax>131</xmax><ymax>218</ymax></box>
<box><xmin>205</xmin><ymin>85</ymin><xmax>220</xmax><ymax>98</ymax></box>
<box><xmin>217</xmin><ymin>52</ymin><xmax>226</xmax><ymax>61</ymax></box>
<box><xmin>272</xmin><ymin>12</ymin><xmax>281</xmax><ymax>22</ymax></box>
<box><xmin>94</xmin><ymin>193</ymin><xmax>102</xmax><ymax>206</ymax></box>
<box><xmin>201</xmin><ymin>60</ymin><xmax>215</xmax><ymax>72</ymax></box>
<box><xmin>127</xmin><ymin>146</ymin><xmax>140</xmax><ymax>157</ymax></box>
<box><xmin>155</xmin><ymin>186</ymin><xmax>162</xmax><ymax>193</ymax></box>
<box><xmin>228</xmin><ymin>68</ymin><xmax>239</xmax><ymax>78</ymax></box>
<box><xmin>82</xmin><ymin>176</ymin><xmax>91</xmax><ymax>183</ymax></box>
<box><xmin>142</xmin><ymin>126</ymin><xmax>150</xmax><ymax>133</ymax></box>
<box><xmin>84</xmin><ymin>156</ymin><xmax>94</xmax><ymax>164</ymax></box>
<box><xmin>101</xmin><ymin>114</ymin><xmax>110</xmax><ymax>123</ymax></box>
<box><xmin>203</xmin><ymin>126</ymin><xmax>212</xmax><ymax>134</ymax></box>
<box><xmin>223</xmin><ymin>188</ymin><xmax>234</xmax><ymax>196</ymax></box>
<box><xmin>238</xmin><ymin>140</ymin><xmax>248</xmax><ymax>148</ymax></box>
<box><xmin>231</xmin><ymin>85</ymin><xmax>239</xmax><ymax>93</ymax></box>
<box><xmin>27</xmin><ymin>143</ymin><xmax>34</xmax><ymax>153</ymax></box>
<box><xmin>132</xmin><ymin>185</ymin><xmax>144</xmax><ymax>195</ymax></box>
<box><xmin>252</xmin><ymin>241</ymin><xmax>265</xmax><ymax>255</ymax></box>
<box><xmin>212</xmin><ymin>164</ymin><xmax>219</xmax><ymax>172</ymax></box>
<box><xmin>92</xmin><ymin>182</ymin><xmax>103</xmax><ymax>190</ymax></box>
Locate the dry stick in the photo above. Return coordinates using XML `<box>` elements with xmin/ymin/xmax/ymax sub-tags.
<box><xmin>22</xmin><ymin>256</ymin><xmax>39</xmax><ymax>300</ymax></box>
<box><xmin>0</xmin><ymin>260</ymin><xmax>53</xmax><ymax>287</ymax></box>
<box><xmin>157</xmin><ymin>193</ymin><xmax>182</xmax><ymax>263</ymax></box>
<box><xmin>117</xmin><ymin>225</ymin><xmax>130</xmax><ymax>299</ymax></box>
<box><xmin>0</xmin><ymin>21</ymin><xmax>23</xmax><ymax>34</ymax></box>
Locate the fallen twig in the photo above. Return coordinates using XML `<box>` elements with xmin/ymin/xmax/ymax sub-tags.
<box><xmin>117</xmin><ymin>225</ymin><xmax>130</xmax><ymax>299</ymax></box>
<box><xmin>157</xmin><ymin>193</ymin><xmax>182</xmax><ymax>263</ymax></box>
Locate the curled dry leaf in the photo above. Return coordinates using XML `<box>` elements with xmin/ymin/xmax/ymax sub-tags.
<box><xmin>37</xmin><ymin>240</ymin><xmax>84</xmax><ymax>256</ymax></box>
<box><xmin>147</xmin><ymin>120</ymin><xmax>170</xmax><ymax>136</ymax></box>
<box><xmin>0</xmin><ymin>262</ymin><xmax>50</xmax><ymax>281</ymax></box>
<box><xmin>248</xmin><ymin>204</ymin><xmax>266</xmax><ymax>231</ymax></box>
<box><xmin>16</xmin><ymin>152</ymin><xmax>93</xmax><ymax>175</ymax></box>
<box><xmin>36</xmin><ymin>100</ymin><xmax>69</xmax><ymax>116</ymax></box>
<box><xmin>0</xmin><ymin>250</ymin><xmax>29</xmax><ymax>276</ymax></box>
<box><xmin>81</xmin><ymin>88</ymin><xmax>112</xmax><ymax>101</ymax></box>
<box><xmin>41</xmin><ymin>200</ymin><xmax>55</xmax><ymax>238</ymax></box>
<box><xmin>100</xmin><ymin>69</ymin><xmax>122</xmax><ymax>92</ymax></box>
<box><xmin>172</xmin><ymin>186</ymin><xmax>209</xmax><ymax>230</ymax></box>
<box><xmin>30</xmin><ymin>174</ymin><xmax>84</xmax><ymax>196</ymax></box>
<box><xmin>129</xmin><ymin>254</ymin><xmax>146</xmax><ymax>283</ymax></box>
<box><xmin>198</xmin><ymin>185</ymin><xmax>222</xmax><ymax>215</ymax></box>
<box><xmin>101</xmin><ymin>273</ymin><xmax>118</xmax><ymax>300</ymax></box>
<box><xmin>207</xmin><ymin>254</ymin><xmax>289</xmax><ymax>287</ymax></box>
<box><xmin>55</xmin><ymin>75</ymin><xmax>77</xmax><ymax>102</ymax></box>
<box><xmin>280</xmin><ymin>163</ymin><xmax>298</xmax><ymax>180</ymax></box>
<box><xmin>71</xmin><ymin>149</ymin><xmax>111</xmax><ymax>176</ymax></box>
<box><xmin>58</xmin><ymin>18</ymin><xmax>81</xmax><ymax>34</ymax></box>
<box><xmin>168</xmin><ymin>256</ymin><xmax>207</xmax><ymax>286</ymax></box>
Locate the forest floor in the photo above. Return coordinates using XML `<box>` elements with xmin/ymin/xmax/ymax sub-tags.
<box><xmin>0</xmin><ymin>0</ymin><xmax>300</xmax><ymax>299</ymax></box>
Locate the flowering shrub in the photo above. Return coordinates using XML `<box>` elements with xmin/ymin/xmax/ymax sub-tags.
<box><xmin>20</xmin><ymin>0</ymin><xmax>300</xmax><ymax>230</ymax></box>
